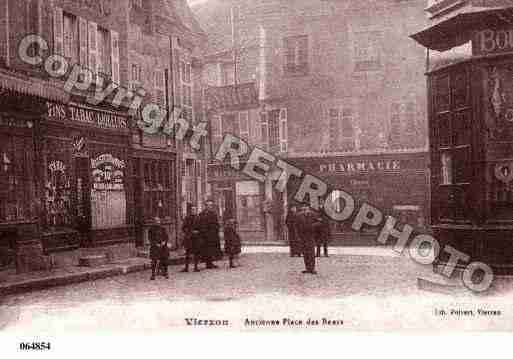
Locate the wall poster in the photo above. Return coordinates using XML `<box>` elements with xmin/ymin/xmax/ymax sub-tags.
<box><xmin>90</xmin><ymin>153</ymin><xmax>127</xmax><ymax>229</ymax></box>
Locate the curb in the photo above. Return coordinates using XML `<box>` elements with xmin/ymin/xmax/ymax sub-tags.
<box><xmin>0</xmin><ymin>256</ymin><xmax>186</xmax><ymax>297</ymax></box>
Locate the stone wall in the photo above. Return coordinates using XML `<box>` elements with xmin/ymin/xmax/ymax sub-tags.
<box><xmin>195</xmin><ymin>0</ymin><xmax>430</xmax><ymax>155</ymax></box>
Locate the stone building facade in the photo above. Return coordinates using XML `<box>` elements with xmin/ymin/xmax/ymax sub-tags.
<box><xmin>0</xmin><ymin>0</ymin><xmax>207</xmax><ymax>272</ymax></box>
<box><xmin>194</xmin><ymin>0</ymin><xmax>431</xmax><ymax>242</ymax></box>
<box><xmin>128</xmin><ymin>0</ymin><xmax>206</xmax><ymax>249</ymax></box>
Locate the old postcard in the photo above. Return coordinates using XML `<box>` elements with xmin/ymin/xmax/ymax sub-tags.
<box><xmin>2</xmin><ymin>0</ymin><xmax>513</xmax><ymax>352</ymax></box>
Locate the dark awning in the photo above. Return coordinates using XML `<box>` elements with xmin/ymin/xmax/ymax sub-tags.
<box><xmin>0</xmin><ymin>69</ymin><xmax>70</xmax><ymax>103</ymax></box>
<box><xmin>411</xmin><ymin>7</ymin><xmax>513</xmax><ymax>51</ymax></box>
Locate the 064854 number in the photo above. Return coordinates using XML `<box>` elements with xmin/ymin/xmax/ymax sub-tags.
<box><xmin>19</xmin><ymin>342</ymin><xmax>51</xmax><ymax>351</ymax></box>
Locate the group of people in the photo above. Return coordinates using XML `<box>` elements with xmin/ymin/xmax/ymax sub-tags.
<box><xmin>285</xmin><ymin>205</ymin><xmax>331</xmax><ymax>275</ymax></box>
<box><xmin>149</xmin><ymin>199</ymin><xmax>242</xmax><ymax>280</ymax></box>
<box><xmin>149</xmin><ymin>200</ymin><xmax>331</xmax><ymax>280</ymax></box>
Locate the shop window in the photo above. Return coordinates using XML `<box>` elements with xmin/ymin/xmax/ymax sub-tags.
<box><xmin>283</xmin><ymin>35</ymin><xmax>309</xmax><ymax>76</ymax></box>
<box><xmin>453</xmin><ymin>147</ymin><xmax>471</xmax><ymax>184</ymax></box>
<box><xmin>440</xmin><ymin>152</ymin><xmax>452</xmax><ymax>185</ymax></box>
<box><xmin>452</xmin><ymin>70</ymin><xmax>470</xmax><ymax>109</ymax></box>
<box><xmin>438</xmin><ymin>113</ymin><xmax>451</xmax><ymax>147</ymax></box>
<box><xmin>142</xmin><ymin>159</ymin><xmax>175</xmax><ymax>220</ymax></box>
<box><xmin>433</xmin><ymin>68</ymin><xmax>473</xmax><ymax>201</ymax></box>
<box><xmin>0</xmin><ymin>133</ymin><xmax>36</xmax><ymax>223</ymax></box>
<box><xmin>236</xmin><ymin>181</ymin><xmax>262</xmax><ymax>231</ymax></box>
<box><xmin>452</xmin><ymin>111</ymin><xmax>472</xmax><ymax>146</ymax></box>
<box><xmin>435</xmin><ymin>74</ymin><xmax>450</xmax><ymax>113</ymax></box>
<box><xmin>90</xmin><ymin>153</ymin><xmax>126</xmax><ymax>229</ymax></box>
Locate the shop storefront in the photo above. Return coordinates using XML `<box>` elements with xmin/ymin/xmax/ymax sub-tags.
<box><xmin>41</xmin><ymin>101</ymin><xmax>134</xmax><ymax>256</ymax></box>
<box><xmin>0</xmin><ymin>89</ymin><xmax>41</xmax><ymax>268</ymax></box>
<box><xmin>132</xmin><ymin>148</ymin><xmax>178</xmax><ymax>249</ymax></box>
<box><xmin>0</xmin><ymin>69</ymin><xmax>70</xmax><ymax>271</ymax></box>
<box><xmin>287</xmin><ymin>151</ymin><xmax>430</xmax><ymax>237</ymax></box>
<box><xmin>207</xmin><ymin>163</ymin><xmax>269</xmax><ymax>242</ymax></box>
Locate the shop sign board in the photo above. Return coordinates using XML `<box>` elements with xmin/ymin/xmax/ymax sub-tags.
<box><xmin>46</xmin><ymin>102</ymin><xmax>128</xmax><ymax>130</ymax></box>
<box><xmin>473</xmin><ymin>27</ymin><xmax>513</xmax><ymax>56</ymax></box>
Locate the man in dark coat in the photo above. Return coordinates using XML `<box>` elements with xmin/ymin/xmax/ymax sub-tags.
<box><xmin>285</xmin><ymin>206</ymin><xmax>301</xmax><ymax>257</ymax></box>
<box><xmin>224</xmin><ymin>219</ymin><xmax>242</xmax><ymax>268</ymax></box>
<box><xmin>198</xmin><ymin>199</ymin><xmax>222</xmax><ymax>269</ymax></box>
<box><xmin>297</xmin><ymin>205</ymin><xmax>317</xmax><ymax>274</ymax></box>
<box><xmin>315</xmin><ymin>213</ymin><xmax>331</xmax><ymax>257</ymax></box>
<box><xmin>149</xmin><ymin>220</ymin><xmax>169</xmax><ymax>280</ymax></box>
<box><xmin>181</xmin><ymin>206</ymin><xmax>201</xmax><ymax>272</ymax></box>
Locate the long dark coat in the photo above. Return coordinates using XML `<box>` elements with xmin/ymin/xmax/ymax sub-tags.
<box><xmin>224</xmin><ymin>226</ymin><xmax>241</xmax><ymax>256</ymax></box>
<box><xmin>197</xmin><ymin>209</ymin><xmax>223</xmax><ymax>259</ymax></box>
<box><xmin>314</xmin><ymin>214</ymin><xmax>331</xmax><ymax>245</ymax></box>
<box><xmin>297</xmin><ymin>212</ymin><xmax>317</xmax><ymax>245</ymax></box>
<box><xmin>297</xmin><ymin>211</ymin><xmax>317</xmax><ymax>272</ymax></box>
<box><xmin>182</xmin><ymin>214</ymin><xmax>202</xmax><ymax>255</ymax></box>
<box><xmin>149</xmin><ymin>225</ymin><xmax>167</xmax><ymax>260</ymax></box>
<box><xmin>285</xmin><ymin>211</ymin><xmax>301</xmax><ymax>255</ymax></box>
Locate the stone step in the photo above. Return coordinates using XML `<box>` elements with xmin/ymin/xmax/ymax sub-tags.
<box><xmin>78</xmin><ymin>254</ymin><xmax>108</xmax><ymax>267</ymax></box>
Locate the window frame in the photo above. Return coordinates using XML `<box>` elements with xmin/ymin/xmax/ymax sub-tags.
<box><xmin>62</xmin><ymin>12</ymin><xmax>78</xmax><ymax>64</ymax></box>
<box><xmin>283</xmin><ymin>35</ymin><xmax>309</xmax><ymax>76</ymax></box>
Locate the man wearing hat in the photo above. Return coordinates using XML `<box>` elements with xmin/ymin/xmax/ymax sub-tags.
<box><xmin>149</xmin><ymin>217</ymin><xmax>169</xmax><ymax>280</ymax></box>
<box><xmin>198</xmin><ymin>199</ymin><xmax>222</xmax><ymax>269</ymax></box>
<box><xmin>297</xmin><ymin>205</ymin><xmax>318</xmax><ymax>275</ymax></box>
<box><xmin>180</xmin><ymin>205</ymin><xmax>202</xmax><ymax>272</ymax></box>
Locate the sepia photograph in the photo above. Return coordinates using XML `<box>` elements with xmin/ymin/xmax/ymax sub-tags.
<box><xmin>1</xmin><ymin>0</ymin><xmax>513</xmax><ymax>353</ymax></box>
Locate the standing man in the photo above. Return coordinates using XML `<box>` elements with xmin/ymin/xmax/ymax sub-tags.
<box><xmin>149</xmin><ymin>218</ymin><xmax>168</xmax><ymax>280</ymax></box>
<box><xmin>181</xmin><ymin>206</ymin><xmax>201</xmax><ymax>273</ymax></box>
<box><xmin>315</xmin><ymin>213</ymin><xmax>330</xmax><ymax>258</ymax></box>
<box><xmin>198</xmin><ymin>199</ymin><xmax>222</xmax><ymax>269</ymax></box>
<box><xmin>297</xmin><ymin>205</ymin><xmax>317</xmax><ymax>275</ymax></box>
<box><xmin>285</xmin><ymin>206</ymin><xmax>301</xmax><ymax>257</ymax></box>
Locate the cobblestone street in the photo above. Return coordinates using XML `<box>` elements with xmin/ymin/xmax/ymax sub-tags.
<box><xmin>2</xmin><ymin>249</ymin><xmax>513</xmax><ymax>332</ymax></box>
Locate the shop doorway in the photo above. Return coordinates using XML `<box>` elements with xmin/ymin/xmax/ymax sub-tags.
<box><xmin>75</xmin><ymin>156</ymin><xmax>91</xmax><ymax>242</ymax></box>
<box><xmin>221</xmin><ymin>188</ymin><xmax>236</xmax><ymax>222</ymax></box>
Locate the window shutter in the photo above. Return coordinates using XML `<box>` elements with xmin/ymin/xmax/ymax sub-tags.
<box><xmin>284</xmin><ymin>38</ymin><xmax>294</xmax><ymax>70</ymax></box>
<box><xmin>298</xmin><ymin>36</ymin><xmax>308</xmax><ymax>67</ymax></box>
<box><xmin>88</xmin><ymin>21</ymin><xmax>98</xmax><ymax>75</ymax></box>
<box><xmin>78</xmin><ymin>17</ymin><xmax>88</xmax><ymax>66</ymax></box>
<box><xmin>239</xmin><ymin>111</ymin><xmax>249</xmax><ymax>141</ymax></box>
<box><xmin>261</xmin><ymin>112</ymin><xmax>269</xmax><ymax>150</ymax></box>
<box><xmin>279</xmin><ymin>108</ymin><xmax>288</xmax><ymax>152</ymax></box>
<box><xmin>53</xmin><ymin>7</ymin><xmax>63</xmax><ymax>55</ymax></box>
<box><xmin>110</xmin><ymin>30</ymin><xmax>120</xmax><ymax>84</ymax></box>
<box><xmin>155</xmin><ymin>69</ymin><xmax>165</xmax><ymax>108</ymax></box>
